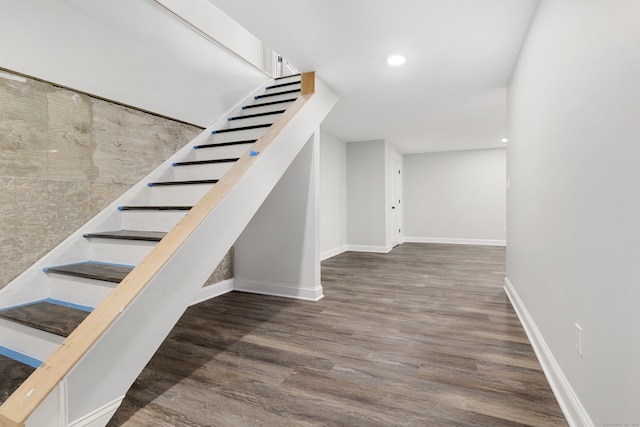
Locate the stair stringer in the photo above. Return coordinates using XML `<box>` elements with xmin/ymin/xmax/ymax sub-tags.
<box><xmin>0</xmin><ymin>75</ymin><xmax>337</xmax><ymax>427</ymax></box>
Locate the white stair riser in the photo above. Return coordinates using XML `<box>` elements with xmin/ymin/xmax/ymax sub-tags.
<box><xmin>140</xmin><ymin>184</ymin><xmax>215</xmax><ymax>206</ymax></box>
<box><xmin>240</xmin><ymin>100</ymin><xmax>295</xmax><ymax>116</ymax></box>
<box><xmin>120</xmin><ymin>210</ymin><xmax>188</xmax><ymax>232</ymax></box>
<box><xmin>171</xmin><ymin>162</ymin><xmax>235</xmax><ymax>181</ymax></box>
<box><xmin>208</xmin><ymin>127</ymin><xmax>270</xmax><ymax>143</ymax></box>
<box><xmin>88</xmin><ymin>238</ymin><xmax>157</xmax><ymax>265</ymax></box>
<box><xmin>0</xmin><ymin>318</ymin><xmax>63</xmax><ymax>362</ymax></box>
<box><xmin>227</xmin><ymin>114</ymin><xmax>280</xmax><ymax>129</ymax></box>
<box><xmin>193</xmin><ymin>144</ymin><xmax>253</xmax><ymax>161</ymax></box>
<box><xmin>48</xmin><ymin>275</ymin><xmax>117</xmax><ymax>308</ymax></box>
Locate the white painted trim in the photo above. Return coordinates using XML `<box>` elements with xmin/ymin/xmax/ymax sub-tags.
<box><xmin>0</xmin><ymin>70</ymin><xmax>27</xmax><ymax>82</ymax></box>
<box><xmin>68</xmin><ymin>395</ymin><xmax>124</xmax><ymax>427</ymax></box>
<box><xmin>57</xmin><ymin>380</ymin><xmax>68</xmax><ymax>427</ymax></box>
<box><xmin>504</xmin><ymin>277</ymin><xmax>593</xmax><ymax>427</ymax></box>
<box><xmin>189</xmin><ymin>278</ymin><xmax>234</xmax><ymax>306</ymax></box>
<box><xmin>346</xmin><ymin>244</ymin><xmax>393</xmax><ymax>253</ymax></box>
<box><xmin>321</xmin><ymin>245</ymin><xmax>348</xmax><ymax>261</ymax></box>
<box><xmin>234</xmin><ymin>279</ymin><xmax>324</xmax><ymax>302</ymax></box>
<box><xmin>404</xmin><ymin>236</ymin><xmax>506</xmax><ymax>246</ymax></box>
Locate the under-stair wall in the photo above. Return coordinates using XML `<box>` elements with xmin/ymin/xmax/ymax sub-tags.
<box><xmin>234</xmin><ymin>129</ymin><xmax>322</xmax><ymax>300</ymax></box>
<box><xmin>0</xmin><ymin>72</ymin><xmax>337</xmax><ymax>427</ymax></box>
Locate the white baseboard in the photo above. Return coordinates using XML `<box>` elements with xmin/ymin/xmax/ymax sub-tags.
<box><xmin>404</xmin><ymin>236</ymin><xmax>506</xmax><ymax>246</ymax></box>
<box><xmin>504</xmin><ymin>277</ymin><xmax>593</xmax><ymax>427</ymax></box>
<box><xmin>189</xmin><ymin>278</ymin><xmax>323</xmax><ymax>303</ymax></box>
<box><xmin>69</xmin><ymin>395</ymin><xmax>124</xmax><ymax>427</ymax></box>
<box><xmin>346</xmin><ymin>244</ymin><xmax>393</xmax><ymax>253</ymax></box>
<box><xmin>234</xmin><ymin>279</ymin><xmax>324</xmax><ymax>302</ymax></box>
<box><xmin>190</xmin><ymin>278</ymin><xmax>234</xmax><ymax>306</ymax></box>
<box><xmin>321</xmin><ymin>245</ymin><xmax>348</xmax><ymax>261</ymax></box>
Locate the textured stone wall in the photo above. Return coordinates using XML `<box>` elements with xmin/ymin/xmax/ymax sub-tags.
<box><xmin>0</xmin><ymin>71</ymin><xmax>233</xmax><ymax>289</ymax></box>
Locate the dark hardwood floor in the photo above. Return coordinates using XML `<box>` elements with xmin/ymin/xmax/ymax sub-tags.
<box><xmin>108</xmin><ymin>243</ymin><xmax>567</xmax><ymax>426</ymax></box>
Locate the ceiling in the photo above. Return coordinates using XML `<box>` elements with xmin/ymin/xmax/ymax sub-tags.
<box><xmin>209</xmin><ymin>0</ymin><xmax>539</xmax><ymax>154</ymax></box>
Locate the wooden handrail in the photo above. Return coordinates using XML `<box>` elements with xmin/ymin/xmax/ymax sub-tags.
<box><xmin>0</xmin><ymin>72</ymin><xmax>315</xmax><ymax>427</ymax></box>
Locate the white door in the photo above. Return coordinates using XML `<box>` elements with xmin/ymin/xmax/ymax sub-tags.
<box><xmin>391</xmin><ymin>155</ymin><xmax>402</xmax><ymax>246</ymax></box>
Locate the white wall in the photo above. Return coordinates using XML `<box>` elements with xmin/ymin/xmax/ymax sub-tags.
<box><xmin>0</xmin><ymin>0</ymin><xmax>267</xmax><ymax>127</ymax></box>
<box><xmin>320</xmin><ymin>131</ymin><xmax>348</xmax><ymax>259</ymax></box>
<box><xmin>404</xmin><ymin>148</ymin><xmax>506</xmax><ymax>245</ymax></box>
<box><xmin>507</xmin><ymin>1</ymin><xmax>640</xmax><ymax>425</ymax></box>
<box><xmin>234</xmin><ymin>135</ymin><xmax>322</xmax><ymax>301</ymax></box>
<box><xmin>346</xmin><ymin>140</ymin><xmax>388</xmax><ymax>251</ymax></box>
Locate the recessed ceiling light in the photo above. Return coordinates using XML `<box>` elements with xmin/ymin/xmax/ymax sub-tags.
<box><xmin>387</xmin><ymin>55</ymin><xmax>406</xmax><ymax>67</ymax></box>
<box><xmin>501</xmin><ymin>137</ymin><xmax>508</xmax><ymax>143</ymax></box>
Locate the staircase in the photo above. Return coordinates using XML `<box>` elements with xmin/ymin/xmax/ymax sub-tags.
<box><xmin>0</xmin><ymin>72</ymin><xmax>337</xmax><ymax>427</ymax></box>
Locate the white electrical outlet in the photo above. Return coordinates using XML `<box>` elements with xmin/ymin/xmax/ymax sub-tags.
<box><xmin>574</xmin><ymin>323</ymin><xmax>583</xmax><ymax>357</ymax></box>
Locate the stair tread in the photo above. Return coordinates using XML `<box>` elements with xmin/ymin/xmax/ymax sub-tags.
<box><xmin>212</xmin><ymin>124</ymin><xmax>271</xmax><ymax>134</ymax></box>
<box><xmin>173</xmin><ymin>158</ymin><xmax>239</xmax><ymax>166</ymax></box>
<box><xmin>242</xmin><ymin>98</ymin><xmax>297</xmax><ymax>110</ymax></box>
<box><xmin>0</xmin><ymin>301</ymin><xmax>90</xmax><ymax>338</ymax></box>
<box><xmin>119</xmin><ymin>205</ymin><xmax>192</xmax><ymax>211</ymax></box>
<box><xmin>0</xmin><ymin>354</ymin><xmax>36</xmax><ymax>405</ymax></box>
<box><xmin>265</xmin><ymin>81</ymin><xmax>300</xmax><ymax>90</ymax></box>
<box><xmin>255</xmin><ymin>88</ymin><xmax>301</xmax><ymax>99</ymax></box>
<box><xmin>45</xmin><ymin>261</ymin><xmax>133</xmax><ymax>283</ymax></box>
<box><xmin>194</xmin><ymin>139</ymin><xmax>256</xmax><ymax>149</ymax></box>
<box><xmin>228</xmin><ymin>109</ymin><xmax>285</xmax><ymax>121</ymax></box>
<box><xmin>83</xmin><ymin>230</ymin><xmax>167</xmax><ymax>242</ymax></box>
<box><xmin>149</xmin><ymin>179</ymin><xmax>219</xmax><ymax>186</ymax></box>
<box><xmin>275</xmin><ymin>73</ymin><xmax>301</xmax><ymax>80</ymax></box>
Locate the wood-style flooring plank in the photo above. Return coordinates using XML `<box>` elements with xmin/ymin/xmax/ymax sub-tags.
<box><xmin>108</xmin><ymin>243</ymin><xmax>567</xmax><ymax>426</ymax></box>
